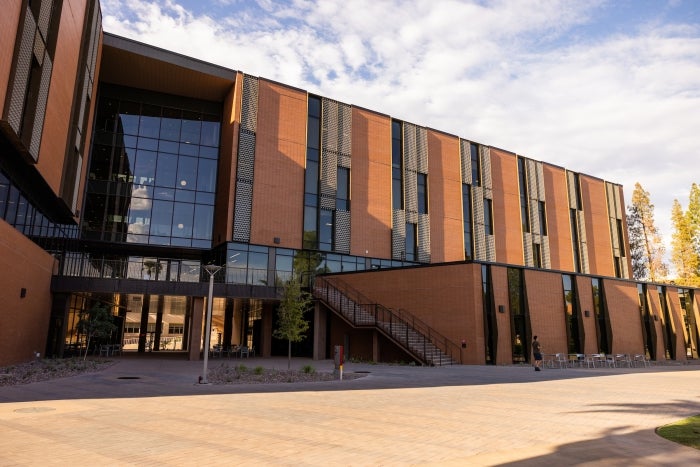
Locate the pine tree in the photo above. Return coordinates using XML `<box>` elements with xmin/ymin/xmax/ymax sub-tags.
<box><xmin>670</xmin><ymin>199</ymin><xmax>699</xmax><ymax>285</ymax></box>
<box><xmin>626</xmin><ymin>183</ymin><xmax>667</xmax><ymax>281</ymax></box>
<box><xmin>273</xmin><ymin>278</ymin><xmax>313</xmax><ymax>370</ymax></box>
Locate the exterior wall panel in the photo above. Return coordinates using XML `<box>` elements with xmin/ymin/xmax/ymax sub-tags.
<box><xmin>0</xmin><ymin>220</ymin><xmax>55</xmax><ymax>366</ymax></box>
<box><xmin>333</xmin><ymin>264</ymin><xmax>485</xmax><ymax>364</ymax></box>
<box><xmin>575</xmin><ymin>275</ymin><xmax>600</xmax><ymax>354</ymax></box>
<box><xmin>426</xmin><ymin>129</ymin><xmax>463</xmax><ymax>263</ymax></box>
<box><xmin>250</xmin><ymin>80</ymin><xmax>306</xmax><ymax>248</ymax></box>
<box><xmin>350</xmin><ymin>107</ymin><xmax>392</xmax><ymax>259</ymax></box>
<box><xmin>665</xmin><ymin>288</ymin><xmax>687</xmax><ymax>362</ymax></box>
<box><xmin>603</xmin><ymin>279</ymin><xmax>644</xmax><ymax>355</ymax></box>
<box><xmin>213</xmin><ymin>75</ymin><xmax>241</xmax><ymax>245</ymax></box>
<box><xmin>526</xmin><ymin>269</ymin><xmax>568</xmax><ymax>354</ymax></box>
<box><xmin>0</xmin><ymin>0</ymin><xmax>22</xmax><ymax>108</ymax></box>
<box><xmin>490</xmin><ymin>266</ymin><xmax>513</xmax><ymax>365</ymax></box>
<box><xmin>646</xmin><ymin>287</ymin><xmax>668</xmax><ymax>361</ymax></box>
<box><xmin>490</xmin><ymin>148</ymin><xmax>523</xmax><ymax>265</ymax></box>
<box><xmin>36</xmin><ymin>0</ymin><xmax>88</xmax><ymax>195</ymax></box>
<box><xmin>581</xmin><ymin>176</ymin><xmax>615</xmax><ymax>276</ymax></box>
<box><xmin>542</xmin><ymin>164</ymin><xmax>574</xmax><ymax>271</ymax></box>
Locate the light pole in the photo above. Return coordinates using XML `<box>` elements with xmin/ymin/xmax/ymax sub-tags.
<box><xmin>200</xmin><ymin>263</ymin><xmax>223</xmax><ymax>384</ymax></box>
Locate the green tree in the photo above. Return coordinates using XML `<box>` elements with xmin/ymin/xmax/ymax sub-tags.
<box><xmin>626</xmin><ymin>183</ymin><xmax>667</xmax><ymax>281</ymax></box>
<box><xmin>77</xmin><ymin>304</ymin><xmax>117</xmax><ymax>360</ymax></box>
<box><xmin>670</xmin><ymin>199</ymin><xmax>700</xmax><ymax>286</ymax></box>
<box><xmin>273</xmin><ymin>278</ymin><xmax>313</xmax><ymax>370</ymax></box>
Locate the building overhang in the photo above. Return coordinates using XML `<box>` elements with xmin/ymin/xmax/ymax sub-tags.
<box><xmin>100</xmin><ymin>32</ymin><xmax>237</xmax><ymax>102</ymax></box>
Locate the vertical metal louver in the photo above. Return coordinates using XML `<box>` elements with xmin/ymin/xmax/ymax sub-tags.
<box><xmin>319</xmin><ymin>97</ymin><xmax>352</xmax><ymax>253</ymax></box>
<box><xmin>233</xmin><ymin>75</ymin><xmax>259</xmax><ymax>242</ymax></box>
<box><xmin>392</xmin><ymin>209</ymin><xmax>406</xmax><ymax>260</ymax></box>
<box><xmin>522</xmin><ymin>158</ymin><xmax>551</xmax><ymax>269</ymax></box>
<box><xmin>6</xmin><ymin>11</ymin><xmax>36</xmax><ymax>136</ymax></box>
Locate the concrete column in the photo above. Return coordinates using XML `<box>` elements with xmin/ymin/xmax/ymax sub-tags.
<box><xmin>372</xmin><ymin>330</ymin><xmax>380</xmax><ymax>363</ymax></box>
<box><xmin>188</xmin><ymin>297</ymin><xmax>205</xmax><ymax>361</ymax></box>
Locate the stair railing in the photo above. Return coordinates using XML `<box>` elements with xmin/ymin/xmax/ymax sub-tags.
<box><xmin>313</xmin><ymin>276</ymin><xmax>462</xmax><ymax>365</ymax></box>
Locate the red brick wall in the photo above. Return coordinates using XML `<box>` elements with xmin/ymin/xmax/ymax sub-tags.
<box><xmin>575</xmin><ymin>275</ymin><xmax>600</xmax><ymax>354</ymax></box>
<box><xmin>490</xmin><ymin>148</ymin><xmax>523</xmax><ymax>265</ymax></box>
<box><xmin>330</xmin><ymin>263</ymin><xmax>485</xmax><ymax>364</ymax></box>
<box><xmin>490</xmin><ymin>266</ymin><xmax>512</xmax><ymax>365</ymax></box>
<box><xmin>350</xmin><ymin>107</ymin><xmax>392</xmax><ymax>259</ymax></box>
<box><xmin>0</xmin><ymin>0</ymin><xmax>22</xmax><ymax>108</ymax></box>
<box><xmin>0</xmin><ymin>221</ymin><xmax>56</xmax><ymax>365</ymax></box>
<box><xmin>250</xmin><ymin>79</ymin><xmax>306</xmax><ymax>248</ymax></box>
<box><xmin>666</xmin><ymin>288</ymin><xmax>688</xmax><ymax>361</ymax></box>
<box><xmin>602</xmin><ymin>279</ymin><xmax>644</xmax><ymax>355</ymax></box>
<box><xmin>526</xmin><ymin>269</ymin><xmax>568</xmax><ymax>354</ymax></box>
<box><xmin>427</xmin><ymin>130</ymin><xmax>463</xmax><ymax>262</ymax></box>
<box><xmin>543</xmin><ymin>164</ymin><xmax>574</xmax><ymax>271</ymax></box>
<box><xmin>646</xmin><ymin>286</ymin><xmax>668</xmax><ymax>361</ymax></box>
<box><xmin>580</xmin><ymin>175</ymin><xmax>614</xmax><ymax>276</ymax></box>
<box><xmin>36</xmin><ymin>0</ymin><xmax>89</xmax><ymax>195</ymax></box>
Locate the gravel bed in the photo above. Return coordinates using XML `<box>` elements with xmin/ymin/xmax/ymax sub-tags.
<box><xmin>0</xmin><ymin>358</ymin><xmax>362</xmax><ymax>387</ymax></box>
<box><xmin>0</xmin><ymin>358</ymin><xmax>116</xmax><ymax>386</ymax></box>
<box><xmin>207</xmin><ymin>362</ymin><xmax>362</xmax><ymax>384</ymax></box>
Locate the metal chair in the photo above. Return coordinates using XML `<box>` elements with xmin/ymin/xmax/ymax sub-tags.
<box><xmin>633</xmin><ymin>354</ymin><xmax>650</xmax><ymax>367</ymax></box>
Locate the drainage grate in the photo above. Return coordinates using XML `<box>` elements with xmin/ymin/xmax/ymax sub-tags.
<box><xmin>116</xmin><ymin>376</ymin><xmax>141</xmax><ymax>380</ymax></box>
<box><xmin>354</xmin><ymin>371</ymin><xmax>371</xmax><ymax>374</ymax></box>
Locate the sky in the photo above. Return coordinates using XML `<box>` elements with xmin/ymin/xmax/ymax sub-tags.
<box><xmin>100</xmin><ymin>0</ymin><xmax>700</xmax><ymax>264</ymax></box>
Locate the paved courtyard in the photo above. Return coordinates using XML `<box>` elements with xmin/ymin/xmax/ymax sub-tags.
<box><xmin>1</xmin><ymin>356</ymin><xmax>699</xmax><ymax>465</ymax></box>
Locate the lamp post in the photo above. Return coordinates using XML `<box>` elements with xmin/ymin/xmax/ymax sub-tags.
<box><xmin>200</xmin><ymin>263</ymin><xmax>223</xmax><ymax>384</ymax></box>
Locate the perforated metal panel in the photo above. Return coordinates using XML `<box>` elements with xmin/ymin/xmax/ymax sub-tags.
<box><xmin>403</xmin><ymin>123</ymin><xmax>417</xmax><ymax>172</ymax></box>
<box><xmin>416</xmin><ymin>127</ymin><xmax>428</xmax><ymax>174</ymax></box>
<box><xmin>236</xmin><ymin>130</ymin><xmax>256</xmax><ymax>180</ymax></box>
<box><xmin>567</xmin><ymin>171</ymin><xmax>577</xmax><ymax>209</ymax></box>
<box><xmin>335</xmin><ymin>209</ymin><xmax>351</xmax><ymax>253</ymax></box>
<box><xmin>37</xmin><ymin>0</ymin><xmax>53</xmax><ymax>39</ymax></box>
<box><xmin>459</xmin><ymin>139</ymin><xmax>471</xmax><ymax>184</ymax></box>
<box><xmin>405</xmin><ymin>169</ymin><xmax>417</xmax><ymax>216</ymax></box>
<box><xmin>480</xmin><ymin>146</ymin><xmax>492</xmax><ymax>190</ymax></box>
<box><xmin>418</xmin><ymin>213</ymin><xmax>431</xmax><ymax>262</ymax></box>
<box><xmin>233</xmin><ymin>128</ymin><xmax>256</xmax><ymax>241</ymax></box>
<box><xmin>392</xmin><ymin>209</ymin><xmax>406</xmax><ymax>260</ymax></box>
<box><xmin>338</xmin><ymin>154</ymin><xmax>351</xmax><ymax>169</ymax></box>
<box><xmin>485</xmin><ymin>234</ymin><xmax>496</xmax><ymax>262</ymax></box>
<box><xmin>322</xmin><ymin>99</ymin><xmax>338</xmax><ymax>152</ymax></box>
<box><xmin>578</xmin><ymin>210</ymin><xmax>589</xmax><ymax>273</ymax></box>
<box><xmin>523</xmin><ymin>232</ymin><xmax>533</xmax><ymax>266</ymax></box>
<box><xmin>241</xmin><ymin>75</ymin><xmax>258</xmax><ymax>132</ymax></box>
<box><xmin>29</xmin><ymin>55</ymin><xmax>52</xmax><ymax>157</ymax></box>
<box><xmin>542</xmin><ymin>238</ymin><xmax>551</xmax><ymax>269</ymax></box>
<box><xmin>320</xmin><ymin>149</ymin><xmax>337</xmax><ymax>198</ymax></box>
<box><xmin>472</xmin><ymin>186</ymin><xmax>486</xmax><ymax>261</ymax></box>
<box><xmin>7</xmin><ymin>10</ymin><xmax>36</xmax><ymax>134</ymax></box>
<box><xmin>339</xmin><ymin>102</ymin><xmax>352</xmax><ymax>155</ymax></box>
<box><xmin>233</xmin><ymin>182</ymin><xmax>253</xmax><ymax>241</ymax></box>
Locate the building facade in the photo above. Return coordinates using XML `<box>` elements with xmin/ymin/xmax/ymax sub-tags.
<box><xmin>1</xmin><ymin>0</ymin><xmax>698</xmax><ymax>366</ymax></box>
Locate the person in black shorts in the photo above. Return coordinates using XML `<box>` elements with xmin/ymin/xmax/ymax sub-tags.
<box><xmin>532</xmin><ymin>335</ymin><xmax>542</xmax><ymax>371</ymax></box>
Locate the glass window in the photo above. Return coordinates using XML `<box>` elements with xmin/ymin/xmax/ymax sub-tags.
<box><xmin>118</xmin><ymin>101</ymin><xmax>140</xmax><ymax>135</ymax></box>
<box><xmin>158</xmin><ymin>140</ymin><xmax>178</xmax><ymax>154</ymax></box>
<box><xmin>484</xmin><ymin>198</ymin><xmax>493</xmax><ymax>235</ymax></box>
<box><xmin>305</xmin><ymin>160</ymin><xmax>319</xmax><ymax>195</ymax></box>
<box><xmin>155</xmin><ymin>153</ymin><xmax>178</xmax><ymax>187</ymax></box>
<box><xmin>319</xmin><ymin>209</ymin><xmax>333</xmax><ymax>251</ymax></box>
<box><xmin>139</xmin><ymin>106</ymin><xmax>161</xmax><ymax>138</ymax></box>
<box><xmin>0</xmin><ymin>172</ymin><xmax>10</xmax><ymax>219</ymax></box>
<box><xmin>134</xmin><ymin>150</ymin><xmax>156</xmax><ymax>185</ymax></box>
<box><xmin>308</xmin><ymin>96</ymin><xmax>321</xmax><ymax>118</ymax></box>
<box><xmin>470</xmin><ymin>143</ymin><xmax>480</xmax><ymax>186</ymax></box>
<box><xmin>150</xmin><ymin>200</ymin><xmax>173</xmax><ymax>236</ymax></box>
<box><xmin>160</xmin><ymin>107</ymin><xmax>181</xmax><ymax>141</ymax></box>
<box><xmin>417</xmin><ymin>173</ymin><xmax>428</xmax><ymax>214</ymax></box>
<box><xmin>193</xmin><ymin>204</ymin><xmax>213</xmax><ymax>240</ymax></box>
<box><xmin>406</xmin><ymin>222</ymin><xmax>416</xmax><ymax>261</ymax></box>
<box><xmin>307</xmin><ymin>116</ymin><xmax>320</xmax><ymax>150</ymax></box>
<box><xmin>180</xmin><ymin>111</ymin><xmax>201</xmax><ymax>144</ymax></box>
<box><xmin>176</xmin><ymin>156</ymin><xmax>197</xmax><ymax>190</ymax></box>
<box><xmin>171</xmin><ymin>202</ymin><xmax>194</xmax><ymax>238</ymax></box>
<box><xmin>201</xmin><ymin>118</ymin><xmax>220</xmax><ymax>147</ymax></box>
<box><xmin>197</xmin><ymin>158</ymin><xmax>217</xmax><ymax>192</ymax></box>
<box><xmin>539</xmin><ymin>201</ymin><xmax>547</xmax><ymax>236</ymax></box>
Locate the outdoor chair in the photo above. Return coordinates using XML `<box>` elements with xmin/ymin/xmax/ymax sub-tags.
<box><xmin>633</xmin><ymin>354</ymin><xmax>650</xmax><ymax>367</ymax></box>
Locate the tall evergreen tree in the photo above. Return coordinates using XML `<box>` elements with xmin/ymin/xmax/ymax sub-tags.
<box><xmin>670</xmin><ymin>199</ymin><xmax>700</xmax><ymax>285</ymax></box>
<box><xmin>626</xmin><ymin>183</ymin><xmax>667</xmax><ymax>281</ymax></box>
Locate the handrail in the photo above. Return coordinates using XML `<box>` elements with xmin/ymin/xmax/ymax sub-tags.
<box><xmin>313</xmin><ymin>275</ymin><xmax>462</xmax><ymax>364</ymax></box>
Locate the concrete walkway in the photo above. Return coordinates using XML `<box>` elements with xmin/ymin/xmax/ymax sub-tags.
<box><xmin>1</xmin><ymin>356</ymin><xmax>699</xmax><ymax>465</ymax></box>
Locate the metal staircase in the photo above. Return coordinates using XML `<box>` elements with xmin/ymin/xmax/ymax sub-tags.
<box><xmin>313</xmin><ymin>276</ymin><xmax>461</xmax><ymax>366</ymax></box>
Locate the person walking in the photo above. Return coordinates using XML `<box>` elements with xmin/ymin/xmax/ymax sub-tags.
<box><xmin>532</xmin><ymin>335</ymin><xmax>543</xmax><ymax>371</ymax></box>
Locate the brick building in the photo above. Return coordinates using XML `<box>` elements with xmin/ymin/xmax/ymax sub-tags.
<box><xmin>1</xmin><ymin>0</ymin><xmax>698</xmax><ymax>366</ymax></box>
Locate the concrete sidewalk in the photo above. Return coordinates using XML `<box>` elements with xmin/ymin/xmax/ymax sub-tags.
<box><xmin>1</xmin><ymin>356</ymin><xmax>699</xmax><ymax>465</ymax></box>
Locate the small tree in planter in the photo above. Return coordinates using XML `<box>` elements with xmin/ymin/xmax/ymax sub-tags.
<box><xmin>273</xmin><ymin>278</ymin><xmax>313</xmax><ymax>370</ymax></box>
<box><xmin>77</xmin><ymin>304</ymin><xmax>117</xmax><ymax>360</ymax></box>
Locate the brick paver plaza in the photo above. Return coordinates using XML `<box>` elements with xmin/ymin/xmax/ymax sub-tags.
<box><xmin>1</xmin><ymin>357</ymin><xmax>699</xmax><ymax>465</ymax></box>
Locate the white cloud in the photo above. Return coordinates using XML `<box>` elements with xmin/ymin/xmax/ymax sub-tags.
<box><xmin>101</xmin><ymin>0</ymin><xmax>700</xmax><ymax>266</ymax></box>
